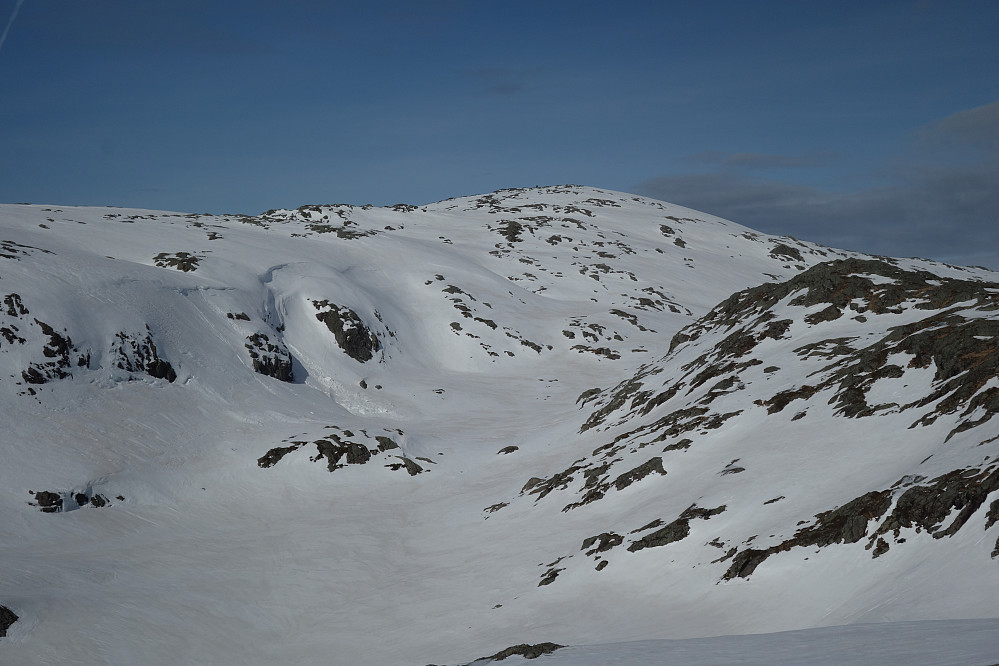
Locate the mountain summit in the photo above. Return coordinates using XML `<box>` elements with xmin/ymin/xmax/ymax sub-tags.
<box><xmin>1</xmin><ymin>186</ymin><xmax>997</xmax><ymax>664</ymax></box>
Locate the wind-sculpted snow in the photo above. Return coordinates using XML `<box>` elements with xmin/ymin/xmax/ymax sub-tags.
<box><xmin>0</xmin><ymin>188</ymin><xmax>998</xmax><ymax>664</ymax></box>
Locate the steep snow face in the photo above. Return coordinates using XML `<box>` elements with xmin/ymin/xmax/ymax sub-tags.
<box><xmin>0</xmin><ymin>186</ymin><xmax>997</xmax><ymax>665</ymax></box>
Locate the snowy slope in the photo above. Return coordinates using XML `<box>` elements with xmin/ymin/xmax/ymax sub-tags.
<box><xmin>0</xmin><ymin>186</ymin><xmax>997</xmax><ymax>664</ymax></box>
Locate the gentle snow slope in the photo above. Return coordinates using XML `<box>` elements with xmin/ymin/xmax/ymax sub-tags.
<box><xmin>0</xmin><ymin>186</ymin><xmax>996</xmax><ymax>665</ymax></box>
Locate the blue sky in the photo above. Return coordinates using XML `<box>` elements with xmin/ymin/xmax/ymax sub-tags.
<box><xmin>1</xmin><ymin>1</ymin><xmax>997</xmax><ymax>267</ymax></box>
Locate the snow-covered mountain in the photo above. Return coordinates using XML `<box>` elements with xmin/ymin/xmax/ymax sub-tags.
<box><xmin>0</xmin><ymin>185</ymin><xmax>997</xmax><ymax>664</ymax></box>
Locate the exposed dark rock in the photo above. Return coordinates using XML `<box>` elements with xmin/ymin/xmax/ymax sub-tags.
<box><xmin>257</xmin><ymin>442</ymin><xmax>305</xmax><ymax>468</ymax></box>
<box><xmin>0</xmin><ymin>605</ymin><xmax>17</xmax><ymax>637</ymax></box>
<box><xmin>663</xmin><ymin>438</ymin><xmax>692</xmax><ymax>452</ymax></box>
<box><xmin>628</xmin><ymin>503</ymin><xmax>726</xmax><ymax>553</ymax></box>
<box><xmin>522</xmin><ymin>464</ymin><xmax>585</xmax><ymax>501</ymax></box>
<box><xmin>720</xmin><ymin>463</ymin><xmax>746</xmax><ymax>475</ymax></box>
<box><xmin>581</xmin><ymin>532</ymin><xmax>623</xmax><ymax>555</ymax></box>
<box><xmin>770</xmin><ymin>243</ymin><xmax>804</xmax><ymax>262</ymax></box>
<box><xmin>630</xmin><ymin>518</ymin><xmax>664</xmax><ymax>534</ymax></box>
<box><xmin>986</xmin><ymin>498</ymin><xmax>999</xmax><ymax>530</ymax></box>
<box><xmin>521</xmin><ymin>477</ymin><xmax>545</xmax><ymax>493</ymax></box>
<box><xmin>244</xmin><ymin>333</ymin><xmax>293</xmax><ymax>382</ymax></box>
<box><xmin>476</xmin><ymin>642</ymin><xmax>564</xmax><ymax>662</ymax></box>
<box><xmin>792</xmin><ymin>490</ymin><xmax>892</xmax><ymax>546</ymax></box>
<box><xmin>538</xmin><ymin>568</ymin><xmax>562</xmax><ymax>586</ymax></box>
<box><xmin>0</xmin><ymin>239</ymin><xmax>53</xmax><ymax>260</ymax></box>
<box><xmin>146</xmin><ymin>359</ymin><xmax>177</xmax><ymax>382</ymax></box>
<box><xmin>313</xmin><ymin>300</ymin><xmax>380</xmax><ymax>362</ymax></box>
<box><xmin>724</xmin><ymin>490</ymin><xmax>892</xmax><ymax>579</ymax></box>
<box><xmin>760</xmin><ymin>385</ymin><xmax>819</xmax><ymax>414</ymax></box>
<box><xmin>112</xmin><ymin>329</ymin><xmax>176</xmax><ymax>382</ymax></box>
<box><xmin>628</xmin><ymin>518</ymin><xmax>690</xmax><ymax>552</ymax></box>
<box><xmin>375</xmin><ymin>436</ymin><xmax>400</xmax><ymax>451</ymax></box>
<box><xmin>497</xmin><ymin>446</ymin><xmax>519</xmax><ymax>454</ymax></box>
<box><xmin>873</xmin><ymin>467</ymin><xmax>999</xmax><ymax>542</ymax></box>
<box><xmin>153</xmin><ymin>251</ymin><xmax>201</xmax><ymax>272</ymax></box>
<box><xmin>760</xmin><ymin>319</ymin><xmax>792</xmax><ymax>340</ymax></box>
<box><xmin>579</xmin><ymin>376</ymin><xmax>646</xmax><ymax>431</ymax></box>
<box><xmin>724</xmin><ymin>548</ymin><xmax>771</xmax><ymax>579</ymax></box>
<box><xmin>19</xmin><ymin>319</ymin><xmax>80</xmax><ymax>384</ymax></box>
<box><xmin>613</xmin><ymin>456</ymin><xmax>665</xmax><ymax>491</ymax></box>
<box><xmin>401</xmin><ymin>457</ymin><xmax>424</xmax><ymax>476</ymax></box>
<box><xmin>495</xmin><ymin>219</ymin><xmax>525</xmax><ymax>243</ymax></box>
<box><xmin>4</xmin><ymin>293</ymin><xmax>28</xmax><ymax>317</ymax></box>
<box><xmin>27</xmin><ymin>488</ymin><xmax>116</xmax><ymax>511</ymax></box>
<box><xmin>681</xmin><ymin>504</ymin><xmax>727</xmax><ymax>520</ymax></box>
<box><xmin>804</xmin><ymin>305</ymin><xmax>842</xmax><ymax>325</ymax></box>
<box><xmin>711</xmin><ymin>547</ymin><xmax>738</xmax><ymax>564</ymax></box>
<box><xmin>31</xmin><ymin>490</ymin><xmax>63</xmax><ymax>513</ymax></box>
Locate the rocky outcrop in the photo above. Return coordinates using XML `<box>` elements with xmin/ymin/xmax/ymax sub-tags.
<box><xmin>312</xmin><ymin>300</ymin><xmax>380</xmax><ymax>362</ymax></box>
<box><xmin>0</xmin><ymin>605</ymin><xmax>17</xmax><ymax>637</ymax></box>
<box><xmin>28</xmin><ymin>489</ymin><xmax>120</xmax><ymax>513</ymax></box>
<box><xmin>629</xmin><ymin>504</ymin><xmax>726</xmax><ymax>553</ymax></box>
<box><xmin>152</xmin><ymin>251</ymin><xmax>202</xmax><ymax>272</ymax></box>
<box><xmin>244</xmin><ymin>333</ymin><xmax>293</xmax><ymax>382</ymax></box>
<box><xmin>473</xmin><ymin>642</ymin><xmax>564</xmax><ymax>662</ymax></box>
<box><xmin>256</xmin><ymin>427</ymin><xmax>427</xmax><ymax>476</ymax></box>
<box><xmin>29</xmin><ymin>490</ymin><xmax>63</xmax><ymax>513</ymax></box>
<box><xmin>724</xmin><ymin>490</ymin><xmax>892</xmax><ymax>579</ymax></box>
<box><xmin>872</xmin><ymin>466</ymin><xmax>999</xmax><ymax>547</ymax></box>
<box><xmin>112</xmin><ymin>328</ymin><xmax>176</xmax><ymax>382</ymax></box>
<box><xmin>723</xmin><ymin>465</ymin><xmax>999</xmax><ymax>579</ymax></box>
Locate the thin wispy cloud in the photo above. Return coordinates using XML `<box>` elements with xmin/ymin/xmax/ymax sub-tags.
<box><xmin>464</xmin><ymin>67</ymin><xmax>539</xmax><ymax>96</ymax></box>
<box><xmin>0</xmin><ymin>0</ymin><xmax>24</xmax><ymax>54</ymax></box>
<box><xmin>637</xmin><ymin>100</ymin><xmax>999</xmax><ymax>270</ymax></box>
<box><xmin>917</xmin><ymin>99</ymin><xmax>999</xmax><ymax>151</ymax></box>
<box><xmin>687</xmin><ymin>150</ymin><xmax>840</xmax><ymax>170</ymax></box>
